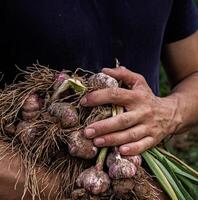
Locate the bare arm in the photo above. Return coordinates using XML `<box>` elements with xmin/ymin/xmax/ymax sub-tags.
<box><xmin>0</xmin><ymin>140</ymin><xmax>62</xmax><ymax>200</ymax></box>
<box><xmin>162</xmin><ymin>31</ymin><xmax>198</xmax><ymax>134</ymax></box>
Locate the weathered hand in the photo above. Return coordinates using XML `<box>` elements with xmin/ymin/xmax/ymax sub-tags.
<box><xmin>81</xmin><ymin>67</ymin><xmax>182</xmax><ymax>155</ymax></box>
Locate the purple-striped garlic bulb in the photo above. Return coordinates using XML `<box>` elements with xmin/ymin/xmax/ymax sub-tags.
<box><xmin>16</xmin><ymin>121</ymin><xmax>41</xmax><ymax>147</ymax></box>
<box><xmin>107</xmin><ymin>150</ymin><xmax>137</xmax><ymax>179</ymax></box>
<box><xmin>48</xmin><ymin>102</ymin><xmax>79</xmax><ymax>129</ymax></box>
<box><xmin>123</xmin><ymin>155</ymin><xmax>142</xmax><ymax>167</ymax></box>
<box><xmin>107</xmin><ymin>152</ymin><xmax>142</xmax><ymax>168</ymax></box>
<box><xmin>53</xmin><ymin>71</ymin><xmax>70</xmax><ymax>90</ymax></box>
<box><xmin>88</xmin><ymin>73</ymin><xmax>118</xmax><ymax>90</ymax></box>
<box><xmin>76</xmin><ymin>166</ymin><xmax>110</xmax><ymax>195</ymax></box>
<box><xmin>68</xmin><ymin>129</ymin><xmax>98</xmax><ymax>159</ymax></box>
<box><xmin>22</xmin><ymin>94</ymin><xmax>43</xmax><ymax>121</ymax></box>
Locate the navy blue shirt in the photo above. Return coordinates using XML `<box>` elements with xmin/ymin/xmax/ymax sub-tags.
<box><xmin>1</xmin><ymin>0</ymin><xmax>198</xmax><ymax>94</ymax></box>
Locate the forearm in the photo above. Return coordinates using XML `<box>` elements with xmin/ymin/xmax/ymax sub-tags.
<box><xmin>166</xmin><ymin>71</ymin><xmax>198</xmax><ymax>134</ymax></box>
<box><xmin>0</xmin><ymin>140</ymin><xmax>61</xmax><ymax>200</ymax></box>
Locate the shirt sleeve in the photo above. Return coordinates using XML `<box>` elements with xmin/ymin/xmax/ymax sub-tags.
<box><xmin>164</xmin><ymin>0</ymin><xmax>198</xmax><ymax>43</ymax></box>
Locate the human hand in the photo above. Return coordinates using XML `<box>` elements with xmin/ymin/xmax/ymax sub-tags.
<box><xmin>81</xmin><ymin>67</ymin><xmax>182</xmax><ymax>155</ymax></box>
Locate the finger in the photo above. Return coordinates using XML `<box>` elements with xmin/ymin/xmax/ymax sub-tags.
<box><xmin>102</xmin><ymin>67</ymin><xmax>146</xmax><ymax>87</ymax></box>
<box><xmin>119</xmin><ymin>136</ymin><xmax>154</xmax><ymax>155</ymax></box>
<box><xmin>93</xmin><ymin>125</ymin><xmax>148</xmax><ymax>147</ymax></box>
<box><xmin>84</xmin><ymin>110</ymin><xmax>145</xmax><ymax>138</ymax></box>
<box><xmin>80</xmin><ymin>87</ymin><xmax>136</xmax><ymax>107</ymax></box>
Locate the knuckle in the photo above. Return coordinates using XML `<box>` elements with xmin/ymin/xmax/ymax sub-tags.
<box><xmin>118</xmin><ymin>115</ymin><xmax>131</xmax><ymax>128</ymax></box>
<box><xmin>94</xmin><ymin>123</ymin><xmax>106</xmax><ymax>134</ymax></box>
<box><xmin>152</xmin><ymin>128</ymin><xmax>161</xmax><ymax>138</ymax></box>
<box><xmin>145</xmin><ymin>126</ymin><xmax>152</xmax><ymax>136</ymax></box>
<box><xmin>133</xmin><ymin>91</ymin><xmax>147</xmax><ymax>101</ymax></box>
<box><xmin>135</xmin><ymin>92</ymin><xmax>143</xmax><ymax>100</ymax></box>
<box><xmin>128</xmin><ymin>91</ymin><xmax>139</xmax><ymax>101</ymax></box>
<box><xmin>150</xmin><ymin>124</ymin><xmax>161</xmax><ymax>137</ymax></box>
<box><xmin>132</xmin><ymin>144</ymin><xmax>141</xmax><ymax>154</ymax></box>
<box><xmin>148</xmin><ymin>129</ymin><xmax>156</xmax><ymax>139</ymax></box>
<box><xmin>136</xmin><ymin>90</ymin><xmax>148</xmax><ymax>100</ymax></box>
<box><xmin>119</xmin><ymin>66</ymin><xmax>127</xmax><ymax>73</ymax></box>
<box><xmin>144</xmin><ymin>106</ymin><xmax>154</xmax><ymax>117</ymax></box>
<box><xmin>128</xmin><ymin>130</ymin><xmax>137</xmax><ymax>141</ymax></box>
<box><xmin>104</xmin><ymin>135</ymin><xmax>114</xmax><ymax>145</ymax></box>
<box><xmin>137</xmin><ymin>74</ymin><xmax>145</xmax><ymax>82</ymax></box>
<box><xmin>111</xmin><ymin>87</ymin><xmax>120</xmax><ymax>99</ymax></box>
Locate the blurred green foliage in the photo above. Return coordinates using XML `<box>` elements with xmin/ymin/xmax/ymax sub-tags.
<box><xmin>177</xmin><ymin>145</ymin><xmax>198</xmax><ymax>170</ymax></box>
<box><xmin>160</xmin><ymin>68</ymin><xmax>198</xmax><ymax>170</ymax></box>
<box><xmin>159</xmin><ymin>67</ymin><xmax>170</xmax><ymax>97</ymax></box>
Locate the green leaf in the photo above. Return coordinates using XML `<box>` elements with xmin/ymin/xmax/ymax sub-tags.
<box><xmin>157</xmin><ymin>147</ymin><xmax>198</xmax><ymax>177</ymax></box>
<box><xmin>154</xmin><ymin>158</ymin><xmax>186</xmax><ymax>200</ymax></box>
<box><xmin>68</xmin><ymin>78</ymin><xmax>87</xmax><ymax>92</ymax></box>
<box><xmin>96</xmin><ymin>147</ymin><xmax>108</xmax><ymax>170</ymax></box>
<box><xmin>142</xmin><ymin>151</ymin><xmax>178</xmax><ymax>200</ymax></box>
<box><xmin>150</xmin><ymin>148</ymin><xmax>198</xmax><ymax>183</ymax></box>
<box><xmin>163</xmin><ymin>158</ymin><xmax>194</xmax><ymax>200</ymax></box>
<box><xmin>178</xmin><ymin>174</ymin><xmax>198</xmax><ymax>199</ymax></box>
<box><xmin>51</xmin><ymin>79</ymin><xmax>70</xmax><ymax>101</ymax></box>
<box><xmin>174</xmin><ymin>168</ymin><xmax>198</xmax><ymax>184</ymax></box>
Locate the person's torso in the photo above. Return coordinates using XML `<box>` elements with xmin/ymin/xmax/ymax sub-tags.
<box><xmin>2</xmin><ymin>0</ymin><xmax>173</xmax><ymax>94</ymax></box>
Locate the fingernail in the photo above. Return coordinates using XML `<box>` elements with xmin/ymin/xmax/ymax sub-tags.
<box><xmin>80</xmin><ymin>96</ymin><xmax>87</xmax><ymax>105</ymax></box>
<box><xmin>102</xmin><ymin>68</ymin><xmax>111</xmax><ymax>72</ymax></box>
<box><xmin>120</xmin><ymin>146</ymin><xmax>130</xmax><ymax>154</ymax></box>
<box><xmin>84</xmin><ymin>128</ymin><xmax>95</xmax><ymax>138</ymax></box>
<box><xmin>94</xmin><ymin>138</ymin><xmax>105</xmax><ymax>146</ymax></box>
